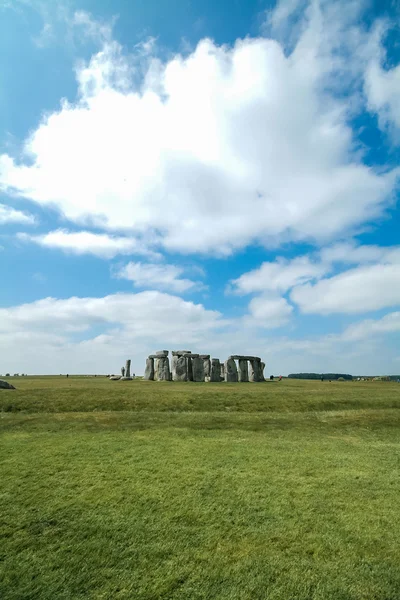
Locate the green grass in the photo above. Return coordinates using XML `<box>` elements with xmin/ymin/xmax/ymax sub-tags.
<box><xmin>1</xmin><ymin>378</ymin><xmax>400</xmax><ymax>599</ymax></box>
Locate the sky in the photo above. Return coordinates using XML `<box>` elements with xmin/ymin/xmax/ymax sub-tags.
<box><xmin>0</xmin><ymin>0</ymin><xmax>400</xmax><ymax>376</ymax></box>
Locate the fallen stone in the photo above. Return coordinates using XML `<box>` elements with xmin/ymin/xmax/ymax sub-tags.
<box><xmin>109</xmin><ymin>376</ymin><xmax>121</xmax><ymax>381</ymax></box>
<box><xmin>0</xmin><ymin>379</ymin><xmax>15</xmax><ymax>389</ymax></box>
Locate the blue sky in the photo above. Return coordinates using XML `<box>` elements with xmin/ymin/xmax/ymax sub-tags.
<box><xmin>0</xmin><ymin>0</ymin><xmax>399</xmax><ymax>375</ymax></box>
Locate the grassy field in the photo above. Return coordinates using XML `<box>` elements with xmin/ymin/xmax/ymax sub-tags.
<box><xmin>1</xmin><ymin>377</ymin><xmax>399</xmax><ymax>599</ymax></box>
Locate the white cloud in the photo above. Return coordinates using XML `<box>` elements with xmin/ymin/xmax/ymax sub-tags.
<box><xmin>231</xmin><ymin>255</ymin><xmax>326</xmax><ymax>295</ymax></box>
<box><xmin>247</xmin><ymin>295</ymin><xmax>293</xmax><ymax>327</ymax></box>
<box><xmin>342</xmin><ymin>311</ymin><xmax>400</xmax><ymax>341</ymax></box>
<box><xmin>0</xmin><ymin>291</ymin><xmax>229</xmax><ymax>374</ymax></box>
<box><xmin>115</xmin><ymin>261</ymin><xmax>203</xmax><ymax>293</ymax></box>
<box><xmin>17</xmin><ymin>229</ymin><xmax>159</xmax><ymax>259</ymax></box>
<box><xmin>0</xmin><ymin>203</ymin><xmax>35</xmax><ymax>225</ymax></box>
<box><xmin>0</xmin><ymin>6</ymin><xmax>398</xmax><ymax>255</ymax></box>
<box><xmin>365</xmin><ymin>23</ymin><xmax>400</xmax><ymax>135</ymax></box>
<box><xmin>291</xmin><ymin>260</ymin><xmax>400</xmax><ymax>314</ymax></box>
<box><xmin>318</xmin><ymin>241</ymin><xmax>393</xmax><ymax>265</ymax></box>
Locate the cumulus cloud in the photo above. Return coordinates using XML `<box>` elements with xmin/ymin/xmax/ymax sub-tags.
<box><xmin>342</xmin><ymin>311</ymin><xmax>400</xmax><ymax>341</ymax></box>
<box><xmin>0</xmin><ymin>5</ymin><xmax>398</xmax><ymax>255</ymax></box>
<box><xmin>247</xmin><ymin>295</ymin><xmax>293</xmax><ymax>327</ymax></box>
<box><xmin>291</xmin><ymin>260</ymin><xmax>400</xmax><ymax>314</ymax></box>
<box><xmin>0</xmin><ymin>291</ymin><xmax>228</xmax><ymax>373</ymax></box>
<box><xmin>231</xmin><ymin>256</ymin><xmax>326</xmax><ymax>295</ymax></box>
<box><xmin>0</xmin><ymin>203</ymin><xmax>35</xmax><ymax>225</ymax></box>
<box><xmin>17</xmin><ymin>229</ymin><xmax>160</xmax><ymax>259</ymax></box>
<box><xmin>365</xmin><ymin>22</ymin><xmax>400</xmax><ymax>136</ymax></box>
<box><xmin>115</xmin><ymin>261</ymin><xmax>203</xmax><ymax>292</ymax></box>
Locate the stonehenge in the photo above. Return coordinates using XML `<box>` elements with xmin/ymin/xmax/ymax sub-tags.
<box><xmin>143</xmin><ymin>351</ymin><xmax>265</xmax><ymax>383</ymax></box>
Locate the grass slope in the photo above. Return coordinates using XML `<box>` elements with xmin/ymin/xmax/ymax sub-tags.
<box><xmin>1</xmin><ymin>377</ymin><xmax>400</xmax><ymax>599</ymax></box>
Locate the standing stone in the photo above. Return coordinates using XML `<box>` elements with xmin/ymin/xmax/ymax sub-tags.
<box><xmin>186</xmin><ymin>356</ymin><xmax>194</xmax><ymax>382</ymax></box>
<box><xmin>210</xmin><ymin>359</ymin><xmax>221</xmax><ymax>382</ymax></box>
<box><xmin>200</xmin><ymin>355</ymin><xmax>211</xmax><ymax>378</ymax></box>
<box><xmin>192</xmin><ymin>356</ymin><xmax>205</xmax><ymax>382</ymax></box>
<box><xmin>172</xmin><ymin>354</ymin><xmax>188</xmax><ymax>381</ymax></box>
<box><xmin>144</xmin><ymin>357</ymin><xmax>154</xmax><ymax>380</ymax></box>
<box><xmin>238</xmin><ymin>358</ymin><xmax>249</xmax><ymax>382</ymax></box>
<box><xmin>260</xmin><ymin>361</ymin><xmax>265</xmax><ymax>381</ymax></box>
<box><xmin>249</xmin><ymin>359</ymin><xmax>261</xmax><ymax>382</ymax></box>
<box><xmin>224</xmin><ymin>358</ymin><xmax>238</xmax><ymax>382</ymax></box>
<box><xmin>155</xmin><ymin>356</ymin><xmax>171</xmax><ymax>381</ymax></box>
<box><xmin>220</xmin><ymin>363</ymin><xmax>225</xmax><ymax>381</ymax></box>
<box><xmin>120</xmin><ymin>359</ymin><xmax>133</xmax><ymax>380</ymax></box>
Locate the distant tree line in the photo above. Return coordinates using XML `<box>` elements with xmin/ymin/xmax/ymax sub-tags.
<box><xmin>288</xmin><ymin>373</ymin><xmax>353</xmax><ymax>380</ymax></box>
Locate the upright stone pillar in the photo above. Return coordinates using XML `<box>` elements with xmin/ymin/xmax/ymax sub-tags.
<box><xmin>121</xmin><ymin>359</ymin><xmax>133</xmax><ymax>380</ymax></box>
<box><xmin>192</xmin><ymin>356</ymin><xmax>205</xmax><ymax>382</ymax></box>
<box><xmin>260</xmin><ymin>361</ymin><xmax>265</xmax><ymax>381</ymax></box>
<box><xmin>220</xmin><ymin>363</ymin><xmax>225</xmax><ymax>381</ymax></box>
<box><xmin>238</xmin><ymin>358</ymin><xmax>249</xmax><ymax>382</ymax></box>
<box><xmin>172</xmin><ymin>353</ymin><xmax>188</xmax><ymax>381</ymax></box>
<box><xmin>249</xmin><ymin>358</ymin><xmax>262</xmax><ymax>382</ymax></box>
<box><xmin>154</xmin><ymin>355</ymin><xmax>171</xmax><ymax>381</ymax></box>
<box><xmin>144</xmin><ymin>357</ymin><xmax>154</xmax><ymax>380</ymax></box>
<box><xmin>224</xmin><ymin>357</ymin><xmax>238</xmax><ymax>382</ymax></box>
<box><xmin>210</xmin><ymin>358</ymin><xmax>221</xmax><ymax>382</ymax></box>
<box><xmin>200</xmin><ymin>355</ymin><xmax>211</xmax><ymax>379</ymax></box>
<box><xmin>185</xmin><ymin>353</ymin><xmax>194</xmax><ymax>381</ymax></box>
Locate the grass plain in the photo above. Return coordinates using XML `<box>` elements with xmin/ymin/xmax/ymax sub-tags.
<box><xmin>1</xmin><ymin>376</ymin><xmax>399</xmax><ymax>599</ymax></box>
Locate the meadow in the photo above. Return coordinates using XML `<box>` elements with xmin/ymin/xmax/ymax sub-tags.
<box><xmin>1</xmin><ymin>376</ymin><xmax>399</xmax><ymax>599</ymax></box>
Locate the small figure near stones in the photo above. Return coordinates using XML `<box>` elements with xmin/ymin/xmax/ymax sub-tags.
<box><xmin>121</xmin><ymin>366</ymin><xmax>125</xmax><ymax>377</ymax></box>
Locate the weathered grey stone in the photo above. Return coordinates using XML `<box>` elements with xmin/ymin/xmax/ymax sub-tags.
<box><xmin>220</xmin><ymin>363</ymin><xmax>225</xmax><ymax>381</ymax></box>
<box><xmin>210</xmin><ymin>359</ymin><xmax>221</xmax><ymax>382</ymax></box>
<box><xmin>249</xmin><ymin>359</ymin><xmax>262</xmax><ymax>382</ymax></box>
<box><xmin>183</xmin><ymin>353</ymin><xmax>199</xmax><ymax>358</ymax></box>
<box><xmin>144</xmin><ymin>357</ymin><xmax>154</xmax><ymax>380</ymax></box>
<box><xmin>203</xmin><ymin>357</ymin><xmax>211</xmax><ymax>378</ymax></box>
<box><xmin>121</xmin><ymin>366</ymin><xmax>125</xmax><ymax>377</ymax></box>
<box><xmin>224</xmin><ymin>358</ymin><xmax>238</xmax><ymax>382</ymax></box>
<box><xmin>187</xmin><ymin>356</ymin><xmax>193</xmax><ymax>381</ymax></box>
<box><xmin>238</xmin><ymin>359</ymin><xmax>249</xmax><ymax>382</ymax></box>
<box><xmin>192</xmin><ymin>356</ymin><xmax>205</xmax><ymax>382</ymax></box>
<box><xmin>156</xmin><ymin>350</ymin><xmax>169</xmax><ymax>356</ymax></box>
<box><xmin>0</xmin><ymin>379</ymin><xmax>15</xmax><ymax>389</ymax></box>
<box><xmin>260</xmin><ymin>361</ymin><xmax>265</xmax><ymax>381</ymax></box>
<box><xmin>120</xmin><ymin>359</ymin><xmax>133</xmax><ymax>380</ymax></box>
<box><xmin>109</xmin><ymin>375</ymin><xmax>121</xmax><ymax>381</ymax></box>
<box><xmin>199</xmin><ymin>354</ymin><xmax>210</xmax><ymax>359</ymax></box>
<box><xmin>155</xmin><ymin>356</ymin><xmax>171</xmax><ymax>381</ymax></box>
<box><xmin>148</xmin><ymin>354</ymin><xmax>160</xmax><ymax>359</ymax></box>
<box><xmin>172</xmin><ymin>354</ymin><xmax>188</xmax><ymax>381</ymax></box>
<box><xmin>174</xmin><ymin>350</ymin><xmax>191</xmax><ymax>354</ymax></box>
